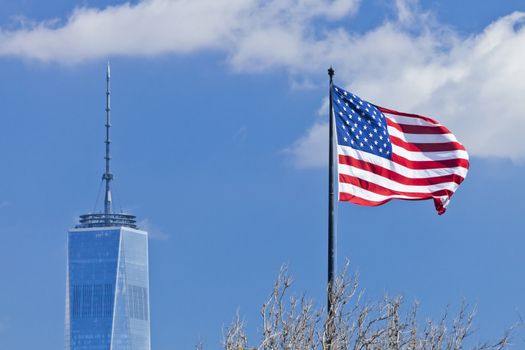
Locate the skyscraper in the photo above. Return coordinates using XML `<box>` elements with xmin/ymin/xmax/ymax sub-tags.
<box><xmin>65</xmin><ymin>64</ymin><xmax>151</xmax><ymax>350</ymax></box>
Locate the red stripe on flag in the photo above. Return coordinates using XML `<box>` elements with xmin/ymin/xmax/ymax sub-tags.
<box><xmin>391</xmin><ymin>153</ymin><xmax>469</xmax><ymax>170</ymax></box>
<box><xmin>390</xmin><ymin>135</ymin><xmax>466</xmax><ymax>152</ymax></box>
<box><xmin>377</xmin><ymin>106</ymin><xmax>439</xmax><ymax>125</ymax></box>
<box><xmin>339</xmin><ymin>191</ymin><xmax>447</xmax><ymax>215</ymax></box>
<box><xmin>339</xmin><ymin>192</ymin><xmax>392</xmax><ymax>206</ymax></box>
<box><xmin>338</xmin><ymin>155</ymin><xmax>465</xmax><ymax>186</ymax></box>
<box><xmin>386</xmin><ymin>118</ymin><xmax>451</xmax><ymax>135</ymax></box>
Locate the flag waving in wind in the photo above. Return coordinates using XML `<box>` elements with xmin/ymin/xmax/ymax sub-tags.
<box><xmin>332</xmin><ymin>85</ymin><xmax>469</xmax><ymax>215</ymax></box>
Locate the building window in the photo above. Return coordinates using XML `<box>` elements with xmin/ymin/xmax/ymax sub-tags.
<box><xmin>127</xmin><ymin>285</ymin><xmax>149</xmax><ymax>321</ymax></box>
<box><xmin>71</xmin><ymin>284</ymin><xmax>114</xmax><ymax>319</ymax></box>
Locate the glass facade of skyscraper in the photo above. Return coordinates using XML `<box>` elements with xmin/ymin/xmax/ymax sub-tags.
<box><xmin>65</xmin><ymin>226</ymin><xmax>151</xmax><ymax>350</ymax></box>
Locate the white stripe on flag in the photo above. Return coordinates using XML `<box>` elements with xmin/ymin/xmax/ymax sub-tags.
<box><xmin>339</xmin><ymin>182</ymin><xmax>416</xmax><ymax>202</ymax></box>
<box><xmin>391</xmin><ymin>144</ymin><xmax>469</xmax><ymax>162</ymax></box>
<box><xmin>385</xmin><ymin>114</ymin><xmax>440</xmax><ymax>127</ymax></box>
<box><xmin>340</xmin><ymin>166</ymin><xmax>460</xmax><ymax>194</ymax></box>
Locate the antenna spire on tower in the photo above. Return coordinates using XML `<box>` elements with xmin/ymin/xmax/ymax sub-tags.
<box><xmin>75</xmin><ymin>63</ymin><xmax>138</xmax><ymax>229</ymax></box>
<box><xmin>103</xmin><ymin>62</ymin><xmax>113</xmax><ymax>218</ymax></box>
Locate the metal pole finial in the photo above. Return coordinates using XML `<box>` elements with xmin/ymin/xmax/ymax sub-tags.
<box><xmin>328</xmin><ymin>66</ymin><xmax>335</xmax><ymax>78</ymax></box>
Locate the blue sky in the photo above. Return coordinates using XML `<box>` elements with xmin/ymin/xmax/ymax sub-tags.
<box><xmin>0</xmin><ymin>0</ymin><xmax>524</xmax><ymax>348</ymax></box>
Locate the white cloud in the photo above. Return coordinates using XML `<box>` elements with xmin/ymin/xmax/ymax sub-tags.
<box><xmin>282</xmin><ymin>7</ymin><xmax>525</xmax><ymax>166</ymax></box>
<box><xmin>0</xmin><ymin>0</ymin><xmax>248</xmax><ymax>62</ymax></box>
<box><xmin>138</xmin><ymin>218</ymin><xmax>169</xmax><ymax>240</ymax></box>
<box><xmin>283</xmin><ymin>122</ymin><xmax>328</xmax><ymax>168</ymax></box>
<box><xmin>0</xmin><ymin>0</ymin><xmax>359</xmax><ymax>64</ymax></box>
<box><xmin>1</xmin><ymin>0</ymin><xmax>525</xmax><ymax>163</ymax></box>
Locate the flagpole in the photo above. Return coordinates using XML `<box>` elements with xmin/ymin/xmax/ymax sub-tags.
<box><xmin>327</xmin><ymin>67</ymin><xmax>336</xmax><ymax>315</ymax></box>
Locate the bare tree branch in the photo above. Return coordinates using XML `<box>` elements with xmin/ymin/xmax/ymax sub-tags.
<box><xmin>220</xmin><ymin>265</ymin><xmax>513</xmax><ymax>350</ymax></box>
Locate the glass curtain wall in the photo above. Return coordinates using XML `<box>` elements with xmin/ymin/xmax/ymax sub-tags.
<box><xmin>65</xmin><ymin>227</ymin><xmax>150</xmax><ymax>350</ymax></box>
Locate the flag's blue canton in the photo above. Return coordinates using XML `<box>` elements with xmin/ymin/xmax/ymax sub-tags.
<box><xmin>333</xmin><ymin>85</ymin><xmax>393</xmax><ymax>160</ymax></box>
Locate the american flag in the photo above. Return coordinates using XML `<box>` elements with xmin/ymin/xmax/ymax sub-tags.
<box><xmin>332</xmin><ymin>85</ymin><xmax>469</xmax><ymax>215</ymax></box>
